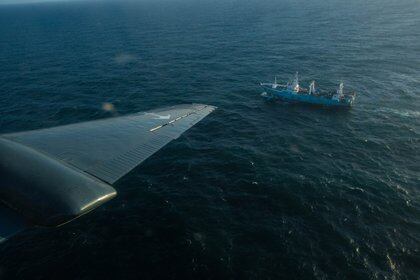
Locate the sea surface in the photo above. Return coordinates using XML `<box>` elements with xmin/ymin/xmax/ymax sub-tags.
<box><xmin>0</xmin><ymin>0</ymin><xmax>419</xmax><ymax>279</ymax></box>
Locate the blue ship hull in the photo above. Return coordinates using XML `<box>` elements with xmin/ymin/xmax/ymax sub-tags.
<box><xmin>261</xmin><ymin>85</ymin><xmax>354</xmax><ymax>108</ymax></box>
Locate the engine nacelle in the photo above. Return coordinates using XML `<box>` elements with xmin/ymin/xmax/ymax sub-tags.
<box><xmin>0</xmin><ymin>138</ymin><xmax>117</xmax><ymax>227</ymax></box>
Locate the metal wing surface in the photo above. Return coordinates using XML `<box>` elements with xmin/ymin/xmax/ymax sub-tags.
<box><xmin>2</xmin><ymin>104</ymin><xmax>216</xmax><ymax>184</ymax></box>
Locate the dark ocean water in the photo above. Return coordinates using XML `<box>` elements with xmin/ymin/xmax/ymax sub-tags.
<box><xmin>0</xmin><ymin>0</ymin><xmax>419</xmax><ymax>279</ymax></box>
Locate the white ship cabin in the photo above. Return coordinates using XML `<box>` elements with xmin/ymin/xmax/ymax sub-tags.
<box><xmin>287</xmin><ymin>72</ymin><xmax>300</xmax><ymax>93</ymax></box>
<box><xmin>332</xmin><ymin>83</ymin><xmax>344</xmax><ymax>101</ymax></box>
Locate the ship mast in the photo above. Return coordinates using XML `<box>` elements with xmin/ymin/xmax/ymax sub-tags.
<box><xmin>292</xmin><ymin>72</ymin><xmax>299</xmax><ymax>92</ymax></box>
<box><xmin>337</xmin><ymin>82</ymin><xmax>344</xmax><ymax>97</ymax></box>
<box><xmin>272</xmin><ymin>76</ymin><xmax>278</xmax><ymax>88</ymax></box>
<box><xmin>309</xmin><ymin>81</ymin><xmax>315</xmax><ymax>95</ymax></box>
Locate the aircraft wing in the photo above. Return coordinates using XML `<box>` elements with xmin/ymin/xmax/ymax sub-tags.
<box><xmin>0</xmin><ymin>104</ymin><xmax>216</xmax><ymax>241</ymax></box>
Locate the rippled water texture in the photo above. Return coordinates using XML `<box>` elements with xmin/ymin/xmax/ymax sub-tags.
<box><xmin>0</xmin><ymin>0</ymin><xmax>419</xmax><ymax>279</ymax></box>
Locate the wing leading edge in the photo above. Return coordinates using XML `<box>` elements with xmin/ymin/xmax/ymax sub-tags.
<box><xmin>0</xmin><ymin>103</ymin><xmax>216</xmax><ymax>241</ymax></box>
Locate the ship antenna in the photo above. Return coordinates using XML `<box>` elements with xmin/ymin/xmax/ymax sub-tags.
<box><xmin>292</xmin><ymin>71</ymin><xmax>299</xmax><ymax>92</ymax></box>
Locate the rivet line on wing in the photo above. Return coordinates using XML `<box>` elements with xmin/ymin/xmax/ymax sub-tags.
<box><xmin>149</xmin><ymin>105</ymin><xmax>209</xmax><ymax>132</ymax></box>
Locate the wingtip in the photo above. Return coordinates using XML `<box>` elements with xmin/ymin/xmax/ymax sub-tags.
<box><xmin>191</xmin><ymin>103</ymin><xmax>217</xmax><ymax>111</ymax></box>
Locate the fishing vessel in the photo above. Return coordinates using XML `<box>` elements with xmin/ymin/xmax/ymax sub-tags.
<box><xmin>260</xmin><ymin>72</ymin><xmax>356</xmax><ymax>107</ymax></box>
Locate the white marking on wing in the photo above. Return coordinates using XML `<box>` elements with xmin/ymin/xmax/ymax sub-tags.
<box><xmin>145</xmin><ymin>113</ymin><xmax>171</xmax><ymax>120</ymax></box>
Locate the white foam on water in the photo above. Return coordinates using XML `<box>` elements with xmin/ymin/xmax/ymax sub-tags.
<box><xmin>375</xmin><ymin>108</ymin><xmax>420</xmax><ymax>118</ymax></box>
